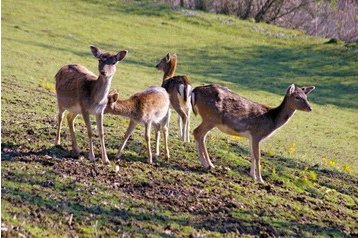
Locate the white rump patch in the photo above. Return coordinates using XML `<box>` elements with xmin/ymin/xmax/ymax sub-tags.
<box><xmin>178</xmin><ymin>84</ymin><xmax>185</xmax><ymax>98</ymax></box>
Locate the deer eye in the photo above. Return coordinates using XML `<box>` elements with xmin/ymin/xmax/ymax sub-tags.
<box><xmin>295</xmin><ymin>96</ymin><xmax>301</xmax><ymax>100</ymax></box>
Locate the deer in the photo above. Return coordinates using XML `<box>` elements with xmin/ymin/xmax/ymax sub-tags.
<box><xmin>156</xmin><ymin>53</ymin><xmax>192</xmax><ymax>142</ymax></box>
<box><xmin>191</xmin><ymin>84</ymin><xmax>315</xmax><ymax>183</ymax></box>
<box><xmin>55</xmin><ymin>45</ymin><xmax>128</xmax><ymax>164</ymax></box>
<box><xmin>104</xmin><ymin>87</ymin><xmax>170</xmax><ymax>164</ymax></box>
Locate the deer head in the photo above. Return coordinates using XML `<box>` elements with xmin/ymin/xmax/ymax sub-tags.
<box><xmin>155</xmin><ymin>53</ymin><xmax>177</xmax><ymax>73</ymax></box>
<box><xmin>285</xmin><ymin>84</ymin><xmax>315</xmax><ymax>112</ymax></box>
<box><xmin>90</xmin><ymin>45</ymin><xmax>127</xmax><ymax>77</ymax></box>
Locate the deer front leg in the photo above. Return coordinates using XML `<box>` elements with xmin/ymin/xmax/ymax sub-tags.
<box><xmin>144</xmin><ymin>122</ymin><xmax>153</xmax><ymax>164</ymax></box>
<box><xmin>116</xmin><ymin>119</ymin><xmax>137</xmax><ymax>159</ymax></box>
<box><xmin>249</xmin><ymin>139</ymin><xmax>257</xmax><ymax>180</ymax></box>
<box><xmin>82</xmin><ymin>112</ymin><xmax>95</xmax><ymax>162</ymax></box>
<box><xmin>67</xmin><ymin>112</ymin><xmax>80</xmax><ymax>156</ymax></box>
<box><xmin>251</xmin><ymin>139</ymin><xmax>264</xmax><ymax>184</ymax></box>
<box><xmin>55</xmin><ymin>109</ymin><xmax>65</xmax><ymax>145</ymax></box>
<box><xmin>96</xmin><ymin>113</ymin><xmax>110</xmax><ymax>164</ymax></box>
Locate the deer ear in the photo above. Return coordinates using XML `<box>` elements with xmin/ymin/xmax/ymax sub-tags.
<box><xmin>90</xmin><ymin>45</ymin><xmax>102</xmax><ymax>58</ymax></box>
<box><xmin>301</xmin><ymin>86</ymin><xmax>315</xmax><ymax>95</ymax></box>
<box><xmin>166</xmin><ymin>53</ymin><xmax>171</xmax><ymax>62</ymax></box>
<box><xmin>286</xmin><ymin>84</ymin><xmax>296</xmax><ymax>95</ymax></box>
<box><xmin>108</xmin><ymin>92</ymin><xmax>119</xmax><ymax>103</ymax></box>
<box><xmin>116</xmin><ymin>50</ymin><xmax>128</xmax><ymax>62</ymax></box>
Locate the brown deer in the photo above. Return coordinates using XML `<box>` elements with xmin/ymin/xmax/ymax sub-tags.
<box><xmin>191</xmin><ymin>84</ymin><xmax>315</xmax><ymax>183</ymax></box>
<box><xmin>55</xmin><ymin>45</ymin><xmax>128</xmax><ymax>163</ymax></box>
<box><xmin>105</xmin><ymin>87</ymin><xmax>170</xmax><ymax>164</ymax></box>
<box><xmin>156</xmin><ymin>53</ymin><xmax>192</xmax><ymax>142</ymax></box>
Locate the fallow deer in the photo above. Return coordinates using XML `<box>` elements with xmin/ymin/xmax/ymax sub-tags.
<box><xmin>191</xmin><ymin>84</ymin><xmax>315</xmax><ymax>183</ymax></box>
<box><xmin>156</xmin><ymin>53</ymin><xmax>192</xmax><ymax>142</ymax></box>
<box><xmin>105</xmin><ymin>87</ymin><xmax>170</xmax><ymax>164</ymax></box>
<box><xmin>55</xmin><ymin>45</ymin><xmax>128</xmax><ymax>163</ymax></box>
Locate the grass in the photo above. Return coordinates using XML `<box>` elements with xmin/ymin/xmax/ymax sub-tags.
<box><xmin>2</xmin><ymin>0</ymin><xmax>358</xmax><ymax>237</ymax></box>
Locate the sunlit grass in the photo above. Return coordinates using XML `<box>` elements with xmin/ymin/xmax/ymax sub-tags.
<box><xmin>2</xmin><ymin>0</ymin><xmax>358</xmax><ymax>237</ymax></box>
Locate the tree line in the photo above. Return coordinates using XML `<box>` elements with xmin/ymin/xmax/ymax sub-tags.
<box><xmin>165</xmin><ymin>0</ymin><xmax>357</xmax><ymax>43</ymax></box>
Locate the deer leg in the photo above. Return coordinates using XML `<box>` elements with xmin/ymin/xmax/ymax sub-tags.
<box><xmin>176</xmin><ymin>109</ymin><xmax>188</xmax><ymax>142</ymax></box>
<box><xmin>163</xmin><ymin>110</ymin><xmax>170</xmax><ymax>160</ymax></box>
<box><xmin>163</xmin><ymin>123</ymin><xmax>170</xmax><ymax>160</ymax></box>
<box><xmin>144</xmin><ymin>122</ymin><xmax>153</xmax><ymax>164</ymax></box>
<box><xmin>185</xmin><ymin>106</ymin><xmax>191</xmax><ymax>143</ymax></box>
<box><xmin>115</xmin><ymin>119</ymin><xmax>137</xmax><ymax>159</ymax></box>
<box><xmin>203</xmin><ymin>132</ymin><xmax>215</xmax><ymax>168</ymax></box>
<box><xmin>177</xmin><ymin>114</ymin><xmax>183</xmax><ymax>139</ymax></box>
<box><xmin>66</xmin><ymin>112</ymin><xmax>80</xmax><ymax>156</ymax></box>
<box><xmin>96</xmin><ymin>113</ymin><xmax>110</xmax><ymax>164</ymax></box>
<box><xmin>249</xmin><ymin>138</ymin><xmax>257</xmax><ymax>180</ymax></box>
<box><xmin>55</xmin><ymin>109</ymin><xmax>65</xmax><ymax>145</ymax></box>
<box><xmin>82</xmin><ymin>112</ymin><xmax>95</xmax><ymax>162</ymax></box>
<box><xmin>252</xmin><ymin>140</ymin><xmax>264</xmax><ymax>183</ymax></box>
<box><xmin>193</xmin><ymin>122</ymin><xmax>215</xmax><ymax>169</ymax></box>
<box><xmin>154</xmin><ymin>124</ymin><xmax>161</xmax><ymax>160</ymax></box>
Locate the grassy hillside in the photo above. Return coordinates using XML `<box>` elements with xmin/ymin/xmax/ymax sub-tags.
<box><xmin>2</xmin><ymin>0</ymin><xmax>358</xmax><ymax>237</ymax></box>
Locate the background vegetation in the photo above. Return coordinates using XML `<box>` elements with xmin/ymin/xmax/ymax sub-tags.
<box><xmin>165</xmin><ymin>0</ymin><xmax>358</xmax><ymax>43</ymax></box>
<box><xmin>2</xmin><ymin>0</ymin><xmax>357</xmax><ymax>237</ymax></box>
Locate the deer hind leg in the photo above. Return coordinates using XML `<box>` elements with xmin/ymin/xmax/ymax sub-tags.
<box><xmin>82</xmin><ymin>112</ymin><xmax>95</xmax><ymax>161</ymax></box>
<box><xmin>163</xmin><ymin>111</ymin><xmax>170</xmax><ymax>160</ymax></box>
<box><xmin>154</xmin><ymin>124</ymin><xmax>161</xmax><ymax>160</ymax></box>
<box><xmin>250</xmin><ymin>139</ymin><xmax>264</xmax><ymax>183</ymax></box>
<box><xmin>66</xmin><ymin>112</ymin><xmax>80</xmax><ymax>156</ymax></box>
<box><xmin>55</xmin><ymin>108</ymin><xmax>65</xmax><ymax>146</ymax></box>
<box><xmin>185</xmin><ymin>105</ymin><xmax>191</xmax><ymax>143</ymax></box>
<box><xmin>193</xmin><ymin>122</ymin><xmax>215</xmax><ymax>169</ymax></box>
<box><xmin>144</xmin><ymin>122</ymin><xmax>153</xmax><ymax>164</ymax></box>
<box><xmin>96</xmin><ymin>113</ymin><xmax>110</xmax><ymax>164</ymax></box>
<box><xmin>115</xmin><ymin>119</ymin><xmax>137</xmax><ymax>159</ymax></box>
<box><xmin>177</xmin><ymin>114</ymin><xmax>183</xmax><ymax>139</ymax></box>
<box><xmin>176</xmin><ymin>109</ymin><xmax>188</xmax><ymax>142</ymax></box>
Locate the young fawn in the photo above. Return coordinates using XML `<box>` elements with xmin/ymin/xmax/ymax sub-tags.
<box><xmin>156</xmin><ymin>53</ymin><xmax>192</xmax><ymax>142</ymax></box>
<box><xmin>55</xmin><ymin>45</ymin><xmax>127</xmax><ymax>163</ymax></box>
<box><xmin>105</xmin><ymin>87</ymin><xmax>170</xmax><ymax>164</ymax></box>
<box><xmin>191</xmin><ymin>84</ymin><xmax>315</xmax><ymax>183</ymax></box>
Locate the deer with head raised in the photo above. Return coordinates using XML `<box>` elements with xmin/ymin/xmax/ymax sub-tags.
<box><xmin>55</xmin><ymin>45</ymin><xmax>128</xmax><ymax>163</ymax></box>
<box><xmin>156</xmin><ymin>53</ymin><xmax>192</xmax><ymax>142</ymax></box>
<box><xmin>191</xmin><ymin>84</ymin><xmax>315</xmax><ymax>183</ymax></box>
<box><xmin>105</xmin><ymin>87</ymin><xmax>170</xmax><ymax>164</ymax></box>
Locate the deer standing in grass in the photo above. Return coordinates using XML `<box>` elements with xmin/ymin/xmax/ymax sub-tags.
<box><xmin>156</xmin><ymin>53</ymin><xmax>192</xmax><ymax>142</ymax></box>
<box><xmin>191</xmin><ymin>84</ymin><xmax>315</xmax><ymax>183</ymax></box>
<box><xmin>105</xmin><ymin>87</ymin><xmax>170</xmax><ymax>164</ymax></box>
<box><xmin>55</xmin><ymin>45</ymin><xmax>128</xmax><ymax>163</ymax></box>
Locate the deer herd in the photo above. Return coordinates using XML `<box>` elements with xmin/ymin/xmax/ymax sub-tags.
<box><xmin>55</xmin><ymin>45</ymin><xmax>315</xmax><ymax>184</ymax></box>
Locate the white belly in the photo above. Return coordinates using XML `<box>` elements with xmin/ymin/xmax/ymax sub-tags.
<box><xmin>217</xmin><ymin>124</ymin><xmax>251</xmax><ymax>138</ymax></box>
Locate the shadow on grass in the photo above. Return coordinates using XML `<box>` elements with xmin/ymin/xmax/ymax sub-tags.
<box><xmin>2</xmin><ymin>143</ymin><xmax>356</xmax><ymax>236</ymax></box>
<box><xmin>1</xmin><ymin>180</ymin><xmax>350</xmax><ymax>237</ymax></box>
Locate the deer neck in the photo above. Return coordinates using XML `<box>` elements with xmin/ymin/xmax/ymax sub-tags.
<box><xmin>269</xmin><ymin>97</ymin><xmax>296</xmax><ymax>130</ymax></box>
<box><xmin>111</xmin><ymin>98</ymin><xmax>136</xmax><ymax>118</ymax></box>
<box><xmin>91</xmin><ymin>73</ymin><xmax>115</xmax><ymax>105</ymax></box>
<box><xmin>163</xmin><ymin>61</ymin><xmax>177</xmax><ymax>81</ymax></box>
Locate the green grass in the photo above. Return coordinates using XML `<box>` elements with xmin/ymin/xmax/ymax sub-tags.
<box><xmin>2</xmin><ymin>0</ymin><xmax>358</xmax><ymax>237</ymax></box>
